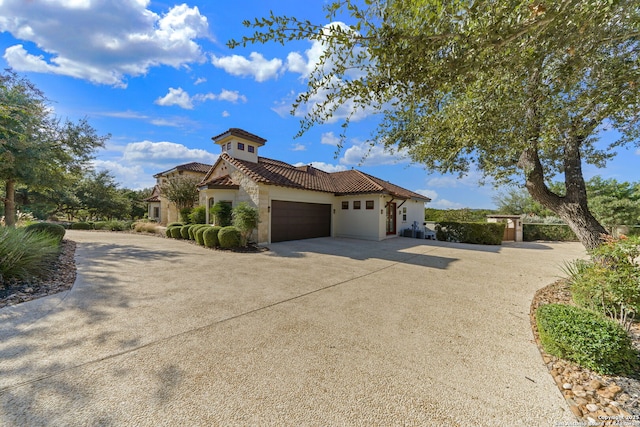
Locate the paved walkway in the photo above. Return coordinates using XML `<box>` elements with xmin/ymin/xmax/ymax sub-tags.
<box><xmin>0</xmin><ymin>231</ymin><xmax>586</xmax><ymax>426</ymax></box>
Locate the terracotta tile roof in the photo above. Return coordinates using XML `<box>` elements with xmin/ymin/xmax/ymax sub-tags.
<box><xmin>143</xmin><ymin>185</ymin><xmax>161</xmax><ymax>202</ymax></box>
<box><xmin>215</xmin><ymin>153</ymin><xmax>429</xmax><ymax>201</ymax></box>
<box><xmin>211</xmin><ymin>128</ymin><xmax>267</xmax><ymax>145</ymax></box>
<box><xmin>199</xmin><ymin>174</ymin><xmax>240</xmax><ymax>189</ymax></box>
<box><xmin>153</xmin><ymin>162</ymin><xmax>212</xmax><ymax>177</ymax></box>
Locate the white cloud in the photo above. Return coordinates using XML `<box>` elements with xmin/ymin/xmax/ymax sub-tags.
<box><xmin>194</xmin><ymin>77</ymin><xmax>206</xmax><ymax>85</ymax></box>
<box><xmin>211</xmin><ymin>52</ymin><xmax>283</xmax><ymax>82</ymax></box>
<box><xmin>291</xmin><ymin>143</ymin><xmax>307</xmax><ymax>151</ymax></box>
<box><xmin>415</xmin><ymin>189</ymin><xmax>438</xmax><ymax>201</ymax></box>
<box><xmin>155</xmin><ymin>87</ymin><xmax>247</xmax><ymax>110</ymax></box>
<box><xmin>155</xmin><ymin>87</ymin><xmax>193</xmax><ymax>109</ymax></box>
<box><xmin>321</xmin><ymin>131</ymin><xmax>341</xmax><ymax>146</ymax></box>
<box><xmin>214</xmin><ymin>89</ymin><xmax>247</xmax><ymax>103</ymax></box>
<box><xmin>222</xmin><ymin>110</ymin><xmax>230</xmax><ymax>117</ymax></box>
<box><xmin>122</xmin><ymin>140</ymin><xmax>218</xmax><ymax>166</ymax></box>
<box><xmin>0</xmin><ymin>1</ymin><xmax>209</xmax><ymax>87</ymax></box>
<box><xmin>294</xmin><ymin>162</ymin><xmax>347</xmax><ymax>173</ymax></box>
<box><xmin>426</xmin><ymin>168</ymin><xmax>488</xmax><ymax>188</ymax></box>
<box><xmin>430</xmin><ymin>199</ymin><xmax>465</xmax><ymax>209</ymax></box>
<box><xmin>92</xmin><ymin>159</ymin><xmax>151</xmax><ymax>189</ymax></box>
<box><xmin>340</xmin><ymin>141</ymin><xmax>409</xmax><ymax>166</ymax></box>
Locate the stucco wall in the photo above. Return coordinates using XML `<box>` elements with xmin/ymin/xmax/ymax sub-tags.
<box><xmin>334</xmin><ymin>195</ymin><xmax>384</xmax><ymax>240</ymax></box>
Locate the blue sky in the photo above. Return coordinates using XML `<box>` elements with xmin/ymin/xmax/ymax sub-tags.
<box><xmin>0</xmin><ymin>0</ymin><xmax>637</xmax><ymax>209</ymax></box>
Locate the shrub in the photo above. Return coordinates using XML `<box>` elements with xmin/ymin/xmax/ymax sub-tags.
<box><xmin>166</xmin><ymin>227</ymin><xmax>175</xmax><ymax>237</ymax></box>
<box><xmin>0</xmin><ymin>227</ymin><xmax>60</xmax><ymax>286</ymax></box>
<box><xmin>188</xmin><ymin>224</ymin><xmax>203</xmax><ymax>240</ymax></box>
<box><xmin>523</xmin><ymin>224</ymin><xmax>578</xmax><ymax>241</ymax></box>
<box><xmin>536</xmin><ymin>304</ymin><xmax>637</xmax><ymax>375</ymax></box>
<box><xmin>167</xmin><ymin>222</ymin><xmax>184</xmax><ymax>228</ymax></box>
<box><xmin>179</xmin><ymin>225</ymin><xmax>192</xmax><ymax>239</ymax></box>
<box><xmin>435</xmin><ymin>221</ymin><xmax>505</xmax><ymax>245</ymax></box>
<box><xmin>71</xmin><ymin>222</ymin><xmax>93</xmax><ymax>230</ymax></box>
<box><xmin>189</xmin><ymin>206</ymin><xmax>207</xmax><ymax>224</ymax></box>
<box><xmin>232</xmin><ymin>202</ymin><xmax>260</xmax><ymax>246</ymax></box>
<box><xmin>203</xmin><ymin>226</ymin><xmax>222</xmax><ymax>248</ymax></box>
<box><xmin>211</xmin><ymin>202</ymin><xmax>232</xmax><ymax>226</ymax></box>
<box><xmin>567</xmin><ymin>235</ymin><xmax>640</xmax><ymax>329</ymax></box>
<box><xmin>133</xmin><ymin>222</ymin><xmax>159</xmax><ymax>233</ymax></box>
<box><xmin>195</xmin><ymin>225</ymin><xmax>210</xmax><ymax>245</ymax></box>
<box><xmin>180</xmin><ymin>207</ymin><xmax>193</xmax><ymax>224</ymax></box>
<box><xmin>24</xmin><ymin>222</ymin><xmax>66</xmax><ymax>243</ymax></box>
<box><xmin>218</xmin><ymin>226</ymin><xmax>241</xmax><ymax>249</ymax></box>
<box><xmin>93</xmin><ymin>221</ymin><xmax>108</xmax><ymax>230</ymax></box>
<box><xmin>169</xmin><ymin>226</ymin><xmax>183</xmax><ymax>239</ymax></box>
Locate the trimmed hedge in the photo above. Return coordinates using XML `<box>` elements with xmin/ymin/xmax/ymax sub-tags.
<box><xmin>169</xmin><ymin>227</ymin><xmax>183</xmax><ymax>239</ymax></box>
<box><xmin>435</xmin><ymin>221</ymin><xmax>505</xmax><ymax>245</ymax></box>
<box><xmin>70</xmin><ymin>222</ymin><xmax>93</xmax><ymax>230</ymax></box>
<box><xmin>179</xmin><ymin>225</ymin><xmax>192</xmax><ymax>239</ymax></box>
<box><xmin>194</xmin><ymin>225</ymin><xmax>210</xmax><ymax>245</ymax></box>
<box><xmin>24</xmin><ymin>222</ymin><xmax>66</xmax><ymax>243</ymax></box>
<box><xmin>536</xmin><ymin>304</ymin><xmax>637</xmax><ymax>375</ymax></box>
<box><xmin>167</xmin><ymin>222</ymin><xmax>184</xmax><ymax>228</ymax></box>
<box><xmin>166</xmin><ymin>226</ymin><xmax>176</xmax><ymax>238</ymax></box>
<box><xmin>523</xmin><ymin>224</ymin><xmax>578</xmax><ymax>241</ymax></box>
<box><xmin>203</xmin><ymin>226</ymin><xmax>222</xmax><ymax>248</ymax></box>
<box><xmin>218</xmin><ymin>226</ymin><xmax>241</xmax><ymax>249</ymax></box>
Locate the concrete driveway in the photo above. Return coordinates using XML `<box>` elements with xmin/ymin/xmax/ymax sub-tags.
<box><xmin>0</xmin><ymin>231</ymin><xmax>586</xmax><ymax>426</ymax></box>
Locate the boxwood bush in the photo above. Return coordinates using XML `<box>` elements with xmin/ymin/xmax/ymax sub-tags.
<box><xmin>435</xmin><ymin>221</ymin><xmax>505</xmax><ymax>245</ymax></box>
<box><xmin>24</xmin><ymin>222</ymin><xmax>66</xmax><ymax>243</ymax></box>
<box><xmin>179</xmin><ymin>225</ymin><xmax>192</xmax><ymax>239</ymax></box>
<box><xmin>194</xmin><ymin>225</ymin><xmax>210</xmax><ymax>245</ymax></box>
<box><xmin>203</xmin><ymin>226</ymin><xmax>222</xmax><ymax>248</ymax></box>
<box><xmin>167</xmin><ymin>222</ymin><xmax>184</xmax><ymax>228</ymax></box>
<box><xmin>536</xmin><ymin>304</ymin><xmax>637</xmax><ymax>375</ymax></box>
<box><xmin>218</xmin><ymin>226</ymin><xmax>241</xmax><ymax>249</ymax></box>
<box><xmin>71</xmin><ymin>222</ymin><xmax>93</xmax><ymax>230</ymax></box>
<box><xmin>169</xmin><ymin>226</ymin><xmax>183</xmax><ymax>239</ymax></box>
<box><xmin>523</xmin><ymin>224</ymin><xmax>578</xmax><ymax>241</ymax></box>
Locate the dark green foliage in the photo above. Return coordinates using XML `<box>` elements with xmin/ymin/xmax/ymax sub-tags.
<box><xmin>218</xmin><ymin>226</ymin><xmax>241</xmax><ymax>249</ymax></box>
<box><xmin>195</xmin><ymin>225</ymin><xmax>210</xmax><ymax>245</ymax></box>
<box><xmin>180</xmin><ymin>207</ymin><xmax>193</xmax><ymax>224</ymax></box>
<box><xmin>536</xmin><ymin>304</ymin><xmax>637</xmax><ymax>375</ymax></box>
<box><xmin>567</xmin><ymin>236</ymin><xmax>640</xmax><ymax>327</ymax></box>
<box><xmin>167</xmin><ymin>222</ymin><xmax>184</xmax><ymax>228</ymax></box>
<box><xmin>169</xmin><ymin>227</ymin><xmax>183</xmax><ymax>239</ymax></box>
<box><xmin>166</xmin><ymin>227</ymin><xmax>176</xmax><ymax>238</ymax></box>
<box><xmin>203</xmin><ymin>226</ymin><xmax>222</xmax><ymax>248</ymax></box>
<box><xmin>523</xmin><ymin>224</ymin><xmax>578</xmax><ymax>242</ymax></box>
<box><xmin>210</xmin><ymin>202</ymin><xmax>232</xmax><ymax>226</ymax></box>
<box><xmin>24</xmin><ymin>222</ymin><xmax>65</xmax><ymax>243</ymax></box>
<box><xmin>0</xmin><ymin>227</ymin><xmax>60</xmax><ymax>286</ymax></box>
<box><xmin>187</xmin><ymin>224</ymin><xmax>204</xmax><ymax>240</ymax></box>
<box><xmin>189</xmin><ymin>206</ymin><xmax>207</xmax><ymax>224</ymax></box>
<box><xmin>92</xmin><ymin>220</ymin><xmax>130</xmax><ymax>231</ymax></box>
<box><xmin>232</xmin><ymin>202</ymin><xmax>260</xmax><ymax>246</ymax></box>
<box><xmin>179</xmin><ymin>225</ymin><xmax>192</xmax><ymax>239</ymax></box>
<box><xmin>71</xmin><ymin>222</ymin><xmax>93</xmax><ymax>230</ymax></box>
<box><xmin>435</xmin><ymin>222</ymin><xmax>505</xmax><ymax>245</ymax></box>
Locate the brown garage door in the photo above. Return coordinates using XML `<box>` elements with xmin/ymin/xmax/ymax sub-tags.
<box><xmin>271</xmin><ymin>200</ymin><xmax>331</xmax><ymax>242</ymax></box>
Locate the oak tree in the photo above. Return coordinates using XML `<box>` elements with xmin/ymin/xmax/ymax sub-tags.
<box><xmin>233</xmin><ymin>0</ymin><xmax>640</xmax><ymax>249</ymax></box>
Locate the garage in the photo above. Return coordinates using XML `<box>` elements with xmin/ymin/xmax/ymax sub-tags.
<box><xmin>271</xmin><ymin>200</ymin><xmax>332</xmax><ymax>242</ymax></box>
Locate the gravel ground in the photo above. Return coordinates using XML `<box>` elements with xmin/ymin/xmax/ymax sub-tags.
<box><xmin>531</xmin><ymin>280</ymin><xmax>640</xmax><ymax>424</ymax></box>
<box><xmin>0</xmin><ymin>240</ymin><xmax>76</xmax><ymax>309</ymax></box>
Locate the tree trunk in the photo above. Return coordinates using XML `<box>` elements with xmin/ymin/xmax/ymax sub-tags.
<box><xmin>4</xmin><ymin>180</ymin><xmax>16</xmax><ymax>227</ymax></box>
<box><xmin>518</xmin><ymin>142</ymin><xmax>608</xmax><ymax>251</ymax></box>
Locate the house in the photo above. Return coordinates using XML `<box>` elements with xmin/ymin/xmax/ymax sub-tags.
<box><xmin>145</xmin><ymin>161</ymin><xmax>211</xmax><ymax>224</ymax></box>
<box><xmin>197</xmin><ymin>128</ymin><xmax>430</xmax><ymax>244</ymax></box>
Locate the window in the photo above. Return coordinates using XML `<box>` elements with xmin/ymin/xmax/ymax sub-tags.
<box><xmin>227</xmin><ymin>142</ymin><xmax>231</xmax><ymax>150</ymax></box>
<box><xmin>238</xmin><ymin>142</ymin><xmax>245</xmax><ymax>151</ymax></box>
<box><xmin>353</xmin><ymin>201</ymin><xmax>361</xmax><ymax>210</ymax></box>
<box><xmin>366</xmin><ymin>200</ymin><xmax>374</xmax><ymax>210</ymax></box>
<box><xmin>248</xmin><ymin>145</ymin><xmax>255</xmax><ymax>153</ymax></box>
<box><xmin>342</xmin><ymin>201</ymin><xmax>349</xmax><ymax>210</ymax></box>
<box><xmin>153</xmin><ymin>207</ymin><xmax>159</xmax><ymax>218</ymax></box>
